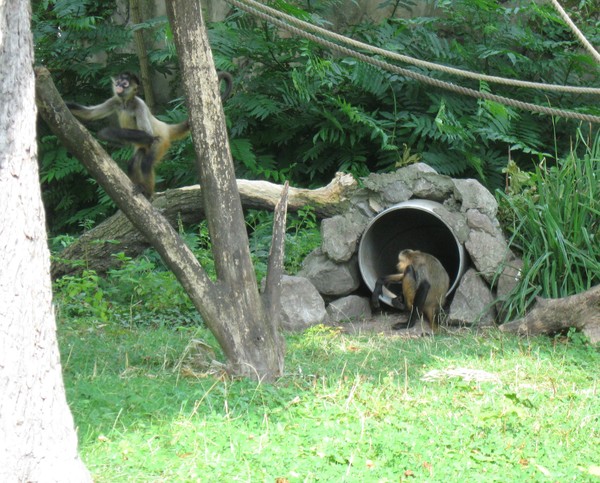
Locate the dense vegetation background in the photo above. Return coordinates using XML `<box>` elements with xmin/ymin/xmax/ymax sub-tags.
<box><xmin>34</xmin><ymin>0</ymin><xmax>600</xmax><ymax>232</ymax></box>
<box><xmin>32</xmin><ymin>1</ymin><xmax>600</xmax><ymax>479</ymax></box>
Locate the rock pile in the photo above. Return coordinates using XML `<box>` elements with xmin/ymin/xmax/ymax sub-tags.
<box><xmin>279</xmin><ymin>163</ymin><xmax>521</xmax><ymax>331</ymax></box>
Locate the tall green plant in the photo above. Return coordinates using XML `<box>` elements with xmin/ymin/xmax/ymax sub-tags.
<box><xmin>496</xmin><ymin>130</ymin><xmax>600</xmax><ymax>320</ymax></box>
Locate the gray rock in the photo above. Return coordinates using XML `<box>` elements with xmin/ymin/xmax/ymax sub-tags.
<box><xmin>326</xmin><ymin>295</ymin><xmax>372</xmax><ymax>323</ymax></box>
<box><xmin>298</xmin><ymin>249</ymin><xmax>361</xmax><ymax>296</ymax></box>
<box><xmin>279</xmin><ymin>275</ymin><xmax>327</xmax><ymax>332</ymax></box>
<box><xmin>453</xmin><ymin>178</ymin><xmax>498</xmax><ymax>217</ymax></box>
<box><xmin>447</xmin><ymin>269</ymin><xmax>496</xmax><ymax>326</ymax></box>
<box><xmin>495</xmin><ymin>254</ymin><xmax>523</xmax><ymax>300</ymax></box>
<box><xmin>432</xmin><ymin>204</ymin><xmax>469</xmax><ymax>244</ymax></box>
<box><xmin>321</xmin><ymin>210</ymin><xmax>369</xmax><ymax>263</ymax></box>
<box><xmin>465</xmin><ymin>230</ymin><xmax>509</xmax><ymax>282</ymax></box>
<box><xmin>412</xmin><ymin>172</ymin><xmax>456</xmax><ymax>202</ymax></box>
<box><xmin>466</xmin><ymin>208</ymin><xmax>498</xmax><ymax>235</ymax></box>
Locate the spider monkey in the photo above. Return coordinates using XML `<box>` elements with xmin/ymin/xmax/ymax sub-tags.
<box><xmin>371</xmin><ymin>249</ymin><xmax>450</xmax><ymax>332</ymax></box>
<box><xmin>66</xmin><ymin>71</ymin><xmax>233</xmax><ymax>198</ymax></box>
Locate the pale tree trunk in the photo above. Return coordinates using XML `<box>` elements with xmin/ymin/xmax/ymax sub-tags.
<box><xmin>36</xmin><ymin>3</ymin><xmax>287</xmax><ymax>380</ymax></box>
<box><xmin>0</xmin><ymin>0</ymin><xmax>91</xmax><ymax>481</ymax></box>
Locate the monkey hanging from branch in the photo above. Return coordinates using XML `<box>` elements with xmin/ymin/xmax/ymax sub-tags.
<box><xmin>371</xmin><ymin>249</ymin><xmax>450</xmax><ymax>332</ymax></box>
<box><xmin>66</xmin><ymin>71</ymin><xmax>233</xmax><ymax>198</ymax></box>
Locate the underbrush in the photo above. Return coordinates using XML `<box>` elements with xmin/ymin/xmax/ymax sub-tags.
<box><xmin>497</xmin><ymin>130</ymin><xmax>600</xmax><ymax>320</ymax></box>
<box><xmin>59</xmin><ymin>323</ymin><xmax>600</xmax><ymax>482</ymax></box>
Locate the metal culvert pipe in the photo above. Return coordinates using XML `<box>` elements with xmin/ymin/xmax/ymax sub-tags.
<box><xmin>359</xmin><ymin>200</ymin><xmax>466</xmax><ymax>308</ymax></box>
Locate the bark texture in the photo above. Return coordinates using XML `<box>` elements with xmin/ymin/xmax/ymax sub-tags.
<box><xmin>500</xmin><ymin>285</ymin><xmax>600</xmax><ymax>343</ymax></box>
<box><xmin>0</xmin><ymin>1</ymin><xmax>91</xmax><ymax>480</ymax></box>
<box><xmin>166</xmin><ymin>0</ymin><xmax>286</xmax><ymax>379</ymax></box>
<box><xmin>51</xmin><ymin>173</ymin><xmax>356</xmax><ymax>278</ymax></box>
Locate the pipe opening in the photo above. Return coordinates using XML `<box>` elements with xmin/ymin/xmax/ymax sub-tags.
<box><xmin>359</xmin><ymin>200</ymin><xmax>466</xmax><ymax>308</ymax></box>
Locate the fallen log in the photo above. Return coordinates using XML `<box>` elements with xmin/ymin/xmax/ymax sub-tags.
<box><xmin>499</xmin><ymin>285</ymin><xmax>600</xmax><ymax>343</ymax></box>
<box><xmin>51</xmin><ymin>173</ymin><xmax>358</xmax><ymax>278</ymax></box>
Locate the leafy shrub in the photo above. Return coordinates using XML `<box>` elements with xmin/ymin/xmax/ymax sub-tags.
<box><xmin>496</xmin><ymin>130</ymin><xmax>600</xmax><ymax>320</ymax></box>
<box><xmin>52</xmin><ymin>208</ymin><xmax>321</xmax><ymax>328</ymax></box>
<box><xmin>247</xmin><ymin>208</ymin><xmax>321</xmax><ymax>281</ymax></box>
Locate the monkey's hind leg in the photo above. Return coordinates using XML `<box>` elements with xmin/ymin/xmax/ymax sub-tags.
<box><xmin>392</xmin><ymin>279</ymin><xmax>431</xmax><ymax>330</ymax></box>
<box><xmin>127</xmin><ymin>148</ymin><xmax>154</xmax><ymax>198</ymax></box>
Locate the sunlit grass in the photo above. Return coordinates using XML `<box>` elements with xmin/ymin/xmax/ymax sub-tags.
<box><xmin>60</xmin><ymin>324</ymin><xmax>600</xmax><ymax>482</ymax></box>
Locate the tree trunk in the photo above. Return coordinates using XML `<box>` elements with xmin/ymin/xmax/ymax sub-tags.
<box><xmin>130</xmin><ymin>0</ymin><xmax>155</xmax><ymax>110</ymax></box>
<box><xmin>51</xmin><ymin>173</ymin><xmax>356</xmax><ymax>278</ymax></box>
<box><xmin>0</xmin><ymin>1</ymin><xmax>91</xmax><ymax>480</ymax></box>
<box><xmin>166</xmin><ymin>0</ymin><xmax>285</xmax><ymax>379</ymax></box>
<box><xmin>500</xmin><ymin>285</ymin><xmax>600</xmax><ymax>343</ymax></box>
<box><xmin>36</xmin><ymin>5</ymin><xmax>287</xmax><ymax>380</ymax></box>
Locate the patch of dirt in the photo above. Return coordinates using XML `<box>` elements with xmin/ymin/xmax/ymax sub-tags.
<box><xmin>328</xmin><ymin>312</ymin><xmax>435</xmax><ymax>337</ymax></box>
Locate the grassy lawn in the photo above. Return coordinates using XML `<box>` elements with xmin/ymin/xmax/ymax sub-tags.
<box><xmin>59</xmin><ymin>323</ymin><xmax>600</xmax><ymax>482</ymax></box>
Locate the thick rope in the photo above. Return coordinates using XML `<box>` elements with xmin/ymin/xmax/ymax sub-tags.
<box><xmin>230</xmin><ymin>0</ymin><xmax>600</xmax><ymax>96</ymax></box>
<box><xmin>549</xmin><ymin>0</ymin><xmax>600</xmax><ymax>64</ymax></box>
<box><xmin>228</xmin><ymin>0</ymin><xmax>600</xmax><ymax>124</ymax></box>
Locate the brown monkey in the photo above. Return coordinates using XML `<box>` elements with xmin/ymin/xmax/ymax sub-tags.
<box><xmin>67</xmin><ymin>71</ymin><xmax>233</xmax><ymax>198</ymax></box>
<box><xmin>371</xmin><ymin>249</ymin><xmax>450</xmax><ymax>331</ymax></box>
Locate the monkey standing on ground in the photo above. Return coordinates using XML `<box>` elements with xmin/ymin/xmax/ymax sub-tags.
<box><xmin>67</xmin><ymin>71</ymin><xmax>233</xmax><ymax>198</ymax></box>
<box><xmin>371</xmin><ymin>249</ymin><xmax>450</xmax><ymax>332</ymax></box>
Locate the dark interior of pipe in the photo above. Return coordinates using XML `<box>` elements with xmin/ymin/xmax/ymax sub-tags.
<box><xmin>359</xmin><ymin>207</ymin><xmax>465</xmax><ymax>307</ymax></box>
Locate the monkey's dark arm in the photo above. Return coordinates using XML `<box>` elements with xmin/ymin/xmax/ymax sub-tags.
<box><xmin>371</xmin><ymin>274</ymin><xmax>404</xmax><ymax>309</ymax></box>
<box><xmin>371</xmin><ymin>273</ymin><xmax>404</xmax><ymax>309</ymax></box>
<box><xmin>66</xmin><ymin>97</ymin><xmax>120</xmax><ymax>121</ymax></box>
<box><xmin>393</xmin><ymin>279</ymin><xmax>431</xmax><ymax>329</ymax></box>
<box><xmin>98</xmin><ymin>127</ymin><xmax>156</xmax><ymax>146</ymax></box>
<box><xmin>371</xmin><ymin>278</ymin><xmax>385</xmax><ymax>308</ymax></box>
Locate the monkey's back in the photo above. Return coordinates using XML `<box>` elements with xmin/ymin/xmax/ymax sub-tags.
<box><xmin>414</xmin><ymin>253</ymin><xmax>450</xmax><ymax>306</ymax></box>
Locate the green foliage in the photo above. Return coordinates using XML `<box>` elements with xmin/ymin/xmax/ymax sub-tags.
<box><xmin>247</xmin><ymin>208</ymin><xmax>321</xmax><ymax>281</ymax></box>
<box><xmin>39</xmin><ymin>135</ymin><xmax>116</xmax><ymax>233</ymax></box>
<box><xmin>34</xmin><ymin>0</ymin><xmax>600</xmax><ymax>232</ymax></box>
<box><xmin>51</xmin><ymin>209</ymin><xmax>321</xmax><ymax>328</ymax></box>
<box><xmin>53</xmin><ymin>253</ymin><xmax>201</xmax><ymax>329</ymax></box>
<box><xmin>496</xmin><ymin>130</ymin><xmax>600</xmax><ymax>320</ymax></box>
<box><xmin>219</xmin><ymin>0</ymin><xmax>599</xmax><ymax>189</ymax></box>
<box><xmin>59</xmin><ymin>323</ymin><xmax>600</xmax><ymax>481</ymax></box>
<box><xmin>33</xmin><ymin>0</ymin><xmax>138</xmax><ymax>94</ymax></box>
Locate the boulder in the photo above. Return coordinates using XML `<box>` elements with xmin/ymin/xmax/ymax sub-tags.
<box><xmin>279</xmin><ymin>275</ymin><xmax>327</xmax><ymax>332</ymax></box>
<box><xmin>326</xmin><ymin>295</ymin><xmax>372</xmax><ymax>323</ymax></box>
<box><xmin>447</xmin><ymin>269</ymin><xmax>496</xmax><ymax>327</ymax></box>
<box><xmin>298</xmin><ymin>249</ymin><xmax>361</xmax><ymax>296</ymax></box>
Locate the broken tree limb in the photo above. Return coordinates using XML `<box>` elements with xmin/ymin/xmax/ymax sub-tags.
<box><xmin>51</xmin><ymin>173</ymin><xmax>357</xmax><ymax>278</ymax></box>
<box><xmin>263</xmin><ymin>182</ymin><xmax>290</xmax><ymax>326</ymax></box>
<box><xmin>500</xmin><ymin>285</ymin><xmax>600</xmax><ymax>343</ymax></box>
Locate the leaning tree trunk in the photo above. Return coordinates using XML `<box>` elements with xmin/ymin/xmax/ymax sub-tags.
<box><xmin>0</xmin><ymin>1</ymin><xmax>91</xmax><ymax>480</ymax></box>
<box><xmin>51</xmin><ymin>173</ymin><xmax>357</xmax><ymax>278</ymax></box>
<box><xmin>36</xmin><ymin>4</ymin><xmax>287</xmax><ymax>380</ymax></box>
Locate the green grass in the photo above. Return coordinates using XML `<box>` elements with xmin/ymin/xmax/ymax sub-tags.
<box><xmin>59</xmin><ymin>323</ymin><xmax>600</xmax><ymax>482</ymax></box>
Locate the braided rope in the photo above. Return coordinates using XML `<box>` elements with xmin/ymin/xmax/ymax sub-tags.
<box><xmin>230</xmin><ymin>0</ymin><xmax>600</xmax><ymax>95</ymax></box>
<box><xmin>549</xmin><ymin>0</ymin><xmax>600</xmax><ymax>64</ymax></box>
<box><xmin>228</xmin><ymin>0</ymin><xmax>600</xmax><ymax>124</ymax></box>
